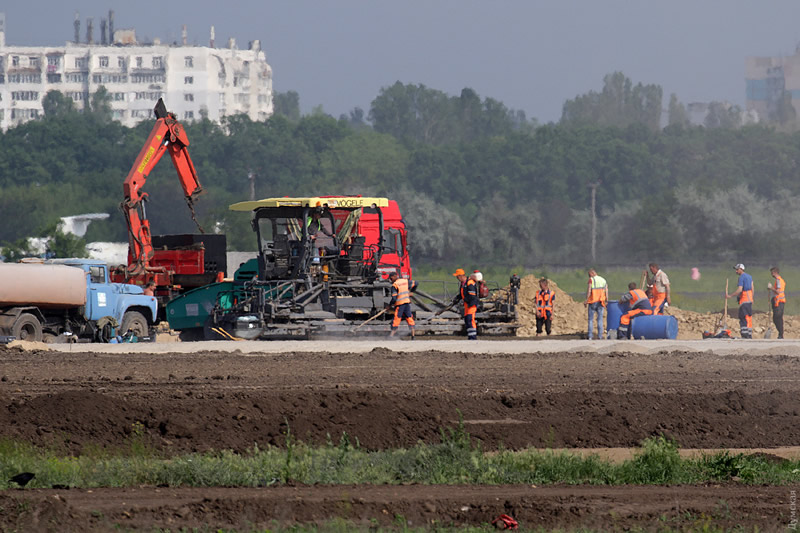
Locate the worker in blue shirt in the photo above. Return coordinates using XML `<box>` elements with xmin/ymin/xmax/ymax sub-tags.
<box><xmin>726</xmin><ymin>263</ymin><xmax>753</xmax><ymax>339</ymax></box>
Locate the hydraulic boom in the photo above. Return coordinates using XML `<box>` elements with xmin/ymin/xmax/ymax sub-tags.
<box><xmin>122</xmin><ymin>98</ymin><xmax>204</xmax><ymax>276</ymax></box>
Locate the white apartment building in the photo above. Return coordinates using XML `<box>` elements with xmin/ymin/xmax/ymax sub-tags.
<box><xmin>0</xmin><ymin>13</ymin><xmax>273</xmax><ymax>130</ymax></box>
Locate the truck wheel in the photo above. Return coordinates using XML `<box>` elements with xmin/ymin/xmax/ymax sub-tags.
<box><xmin>12</xmin><ymin>314</ymin><xmax>43</xmax><ymax>342</ymax></box>
<box><xmin>120</xmin><ymin>311</ymin><xmax>148</xmax><ymax>337</ymax></box>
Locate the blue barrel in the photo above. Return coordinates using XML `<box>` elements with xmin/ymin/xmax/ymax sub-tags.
<box><xmin>606</xmin><ymin>302</ymin><xmax>623</xmax><ymax>332</ymax></box>
<box><xmin>630</xmin><ymin>315</ymin><xmax>679</xmax><ymax>340</ymax></box>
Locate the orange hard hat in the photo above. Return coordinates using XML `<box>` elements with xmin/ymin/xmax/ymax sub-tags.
<box><xmin>452</xmin><ymin>268</ymin><xmax>465</xmax><ymax>277</ymax></box>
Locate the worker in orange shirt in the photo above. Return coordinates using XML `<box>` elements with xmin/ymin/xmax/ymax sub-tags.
<box><xmin>646</xmin><ymin>263</ymin><xmax>671</xmax><ymax>314</ymax></box>
<box><xmin>535</xmin><ymin>278</ymin><xmax>555</xmax><ymax>336</ymax></box>
<box><xmin>388</xmin><ymin>271</ymin><xmax>418</xmax><ymax>338</ymax></box>
<box><xmin>617</xmin><ymin>282</ymin><xmax>654</xmax><ymax>339</ymax></box>
<box><xmin>452</xmin><ymin>268</ymin><xmax>479</xmax><ymax>340</ymax></box>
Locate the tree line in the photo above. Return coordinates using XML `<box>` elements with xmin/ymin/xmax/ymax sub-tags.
<box><xmin>2</xmin><ymin>73</ymin><xmax>800</xmax><ymax>268</ymax></box>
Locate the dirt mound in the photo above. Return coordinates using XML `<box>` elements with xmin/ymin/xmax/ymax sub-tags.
<box><xmin>516</xmin><ymin>276</ymin><xmax>586</xmax><ymax>336</ymax></box>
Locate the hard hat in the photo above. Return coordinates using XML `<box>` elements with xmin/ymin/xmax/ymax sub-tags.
<box><xmin>733</xmin><ymin>263</ymin><xmax>745</xmax><ymax>271</ymax></box>
<box><xmin>452</xmin><ymin>268</ymin><xmax>465</xmax><ymax>277</ymax></box>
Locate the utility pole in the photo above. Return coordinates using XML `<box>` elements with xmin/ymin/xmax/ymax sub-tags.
<box><xmin>588</xmin><ymin>181</ymin><xmax>601</xmax><ymax>263</ymax></box>
<box><xmin>248</xmin><ymin>170</ymin><xmax>255</xmax><ymax>201</ymax></box>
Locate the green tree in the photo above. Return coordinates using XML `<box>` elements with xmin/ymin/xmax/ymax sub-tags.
<box><xmin>561</xmin><ymin>72</ymin><xmax>663</xmax><ymax>131</ymax></box>
<box><xmin>89</xmin><ymin>86</ymin><xmax>113</xmax><ymax>121</ymax></box>
<box><xmin>1</xmin><ymin>236</ymin><xmax>35</xmax><ymax>262</ymax></box>
<box><xmin>273</xmin><ymin>90</ymin><xmax>301</xmax><ymax>121</ymax></box>
<box><xmin>704</xmin><ymin>102</ymin><xmax>741</xmax><ymax>129</ymax></box>
<box><xmin>667</xmin><ymin>93</ymin><xmax>689</xmax><ymax>127</ymax></box>
<box><xmin>42</xmin><ymin>90</ymin><xmax>77</xmax><ymax>118</ymax></box>
<box><xmin>45</xmin><ymin>225</ymin><xmax>88</xmax><ymax>258</ymax></box>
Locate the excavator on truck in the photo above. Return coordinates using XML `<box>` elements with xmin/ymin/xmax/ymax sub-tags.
<box><xmin>165</xmin><ymin>195</ymin><xmax>519</xmax><ymax>339</ymax></box>
<box><xmin>110</xmin><ymin>98</ymin><xmax>226</xmax><ymax>319</ymax></box>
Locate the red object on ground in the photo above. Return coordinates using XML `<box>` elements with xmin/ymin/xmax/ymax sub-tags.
<box><xmin>491</xmin><ymin>514</ymin><xmax>519</xmax><ymax>530</ymax></box>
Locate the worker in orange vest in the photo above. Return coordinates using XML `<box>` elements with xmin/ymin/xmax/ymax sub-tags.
<box><xmin>768</xmin><ymin>266</ymin><xmax>786</xmax><ymax>339</ymax></box>
<box><xmin>388</xmin><ymin>271</ymin><xmax>418</xmax><ymax>338</ymax></box>
<box><xmin>617</xmin><ymin>282</ymin><xmax>654</xmax><ymax>339</ymax></box>
<box><xmin>535</xmin><ymin>278</ymin><xmax>555</xmax><ymax>336</ymax></box>
<box><xmin>726</xmin><ymin>264</ymin><xmax>753</xmax><ymax>339</ymax></box>
<box><xmin>452</xmin><ymin>268</ymin><xmax>479</xmax><ymax>340</ymax></box>
<box><xmin>583</xmin><ymin>269</ymin><xmax>608</xmax><ymax>340</ymax></box>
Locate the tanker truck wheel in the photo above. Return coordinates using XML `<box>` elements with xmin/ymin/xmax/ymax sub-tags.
<box><xmin>12</xmin><ymin>313</ymin><xmax>43</xmax><ymax>342</ymax></box>
<box><xmin>120</xmin><ymin>311</ymin><xmax>149</xmax><ymax>338</ymax></box>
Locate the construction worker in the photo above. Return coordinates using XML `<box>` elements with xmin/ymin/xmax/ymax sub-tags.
<box><xmin>535</xmin><ymin>278</ymin><xmax>555</xmax><ymax>336</ymax></box>
<box><xmin>617</xmin><ymin>282</ymin><xmax>654</xmax><ymax>339</ymax></box>
<box><xmin>768</xmin><ymin>266</ymin><xmax>786</xmax><ymax>339</ymax></box>
<box><xmin>647</xmin><ymin>263</ymin><xmax>671</xmax><ymax>314</ymax></box>
<box><xmin>452</xmin><ymin>268</ymin><xmax>479</xmax><ymax>340</ymax></box>
<box><xmin>142</xmin><ymin>281</ymin><xmax>156</xmax><ymax>297</ymax></box>
<box><xmin>726</xmin><ymin>263</ymin><xmax>753</xmax><ymax>339</ymax></box>
<box><xmin>305</xmin><ymin>209</ymin><xmax>337</xmax><ymax>263</ymax></box>
<box><xmin>583</xmin><ymin>268</ymin><xmax>608</xmax><ymax>340</ymax></box>
<box><xmin>388</xmin><ymin>271</ymin><xmax>417</xmax><ymax>338</ymax></box>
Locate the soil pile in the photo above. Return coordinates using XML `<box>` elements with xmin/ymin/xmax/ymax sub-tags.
<box><xmin>516</xmin><ymin>276</ymin><xmax>586</xmax><ymax>336</ymax></box>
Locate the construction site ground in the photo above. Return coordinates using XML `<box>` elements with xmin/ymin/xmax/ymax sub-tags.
<box><xmin>1</xmin><ymin>338</ymin><xmax>798</xmax><ymax>531</ymax></box>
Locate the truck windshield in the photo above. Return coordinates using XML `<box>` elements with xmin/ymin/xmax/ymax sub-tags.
<box><xmin>257</xmin><ymin>217</ymin><xmax>303</xmax><ymax>252</ymax></box>
<box><xmin>89</xmin><ymin>266</ymin><xmax>105</xmax><ymax>284</ymax></box>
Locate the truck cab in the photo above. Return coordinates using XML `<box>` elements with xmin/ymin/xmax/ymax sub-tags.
<box><xmin>53</xmin><ymin>259</ymin><xmax>158</xmax><ymax>330</ymax></box>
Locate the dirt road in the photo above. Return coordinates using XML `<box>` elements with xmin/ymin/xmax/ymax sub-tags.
<box><xmin>1</xmin><ymin>341</ymin><xmax>798</xmax><ymax>530</ymax></box>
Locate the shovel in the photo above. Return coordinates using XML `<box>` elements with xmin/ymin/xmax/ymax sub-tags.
<box><xmin>764</xmin><ymin>302</ymin><xmax>774</xmax><ymax>339</ymax></box>
<box><xmin>717</xmin><ymin>279</ymin><xmax>729</xmax><ymax>335</ymax></box>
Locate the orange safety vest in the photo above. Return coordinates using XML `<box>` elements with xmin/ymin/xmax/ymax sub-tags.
<box><xmin>393</xmin><ymin>278</ymin><xmax>412</xmax><ymax>306</ymax></box>
<box><xmin>628</xmin><ymin>289</ymin><xmax>652</xmax><ymax>310</ymax></box>
<box><xmin>536</xmin><ymin>290</ymin><xmax>554</xmax><ymax>315</ymax></box>
<box><xmin>774</xmin><ymin>275</ymin><xmax>786</xmax><ymax>305</ymax></box>
<box><xmin>587</xmin><ymin>276</ymin><xmax>607</xmax><ymax>306</ymax></box>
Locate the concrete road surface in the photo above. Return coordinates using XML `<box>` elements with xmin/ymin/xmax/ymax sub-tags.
<box><xmin>41</xmin><ymin>337</ymin><xmax>800</xmax><ymax>356</ymax></box>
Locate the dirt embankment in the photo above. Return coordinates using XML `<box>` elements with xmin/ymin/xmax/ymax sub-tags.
<box><xmin>515</xmin><ymin>275</ymin><xmax>795</xmax><ymax>339</ymax></box>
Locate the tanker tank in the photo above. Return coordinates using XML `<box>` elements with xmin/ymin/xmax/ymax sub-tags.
<box><xmin>0</xmin><ymin>263</ymin><xmax>86</xmax><ymax>308</ymax></box>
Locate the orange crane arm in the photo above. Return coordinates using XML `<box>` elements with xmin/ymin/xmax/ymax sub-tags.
<box><xmin>122</xmin><ymin>99</ymin><xmax>204</xmax><ymax>275</ymax></box>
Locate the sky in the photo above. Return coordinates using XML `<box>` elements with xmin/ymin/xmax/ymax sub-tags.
<box><xmin>4</xmin><ymin>1</ymin><xmax>800</xmax><ymax>123</ymax></box>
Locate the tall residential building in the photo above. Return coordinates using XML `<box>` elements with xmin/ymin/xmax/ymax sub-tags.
<box><xmin>0</xmin><ymin>12</ymin><xmax>273</xmax><ymax>130</ymax></box>
<box><xmin>745</xmin><ymin>45</ymin><xmax>800</xmax><ymax>122</ymax></box>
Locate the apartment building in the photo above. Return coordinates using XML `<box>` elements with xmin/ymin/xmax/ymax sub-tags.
<box><xmin>0</xmin><ymin>12</ymin><xmax>273</xmax><ymax>130</ymax></box>
<box><xmin>745</xmin><ymin>44</ymin><xmax>800</xmax><ymax>122</ymax></box>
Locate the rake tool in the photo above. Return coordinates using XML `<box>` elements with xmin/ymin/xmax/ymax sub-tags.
<box><xmin>721</xmin><ymin>278</ymin><xmax>728</xmax><ymax>332</ymax></box>
<box><xmin>351</xmin><ymin>307</ymin><xmax>390</xmax><ymax>333</ymax></box>
<box><xmin>211</xmin><ymin>327</ymin><xmax>243</xmax><ymax>341</ymax></box>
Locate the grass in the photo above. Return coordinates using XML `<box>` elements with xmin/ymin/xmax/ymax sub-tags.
<box><xmin>414</xmin><ymin>265</ymin><xmax>800</xmax><ymax>314</ymax></box>
<box><xmin>0</xmin><ymin>425</ymin><xmax>798</xmax><ymax>490</ymax></box>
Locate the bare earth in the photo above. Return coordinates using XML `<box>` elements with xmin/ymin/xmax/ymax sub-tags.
<box><xmin>1</xmin><ymin>340</ymin><xmax>798</xmax><ymax>531</ymax></box>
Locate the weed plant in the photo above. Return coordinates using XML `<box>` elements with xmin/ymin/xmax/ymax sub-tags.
<box><xmin>0</xmin><ymin>424</ymin><xmax>798</xmax><ymax>490</ymax></box>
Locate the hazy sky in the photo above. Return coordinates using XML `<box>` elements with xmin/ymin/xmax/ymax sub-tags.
<box><xmin>5</xmin><ymin>1</ymin><xmax>800</xmax><ymax>123</ymax></box>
